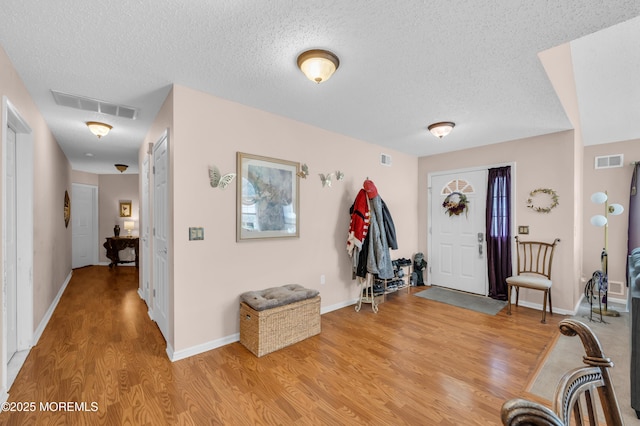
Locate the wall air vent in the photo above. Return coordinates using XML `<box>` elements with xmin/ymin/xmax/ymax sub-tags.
<box><xmin>595</xmin><ymin>154</ymin><xmax>623</xmax><ymax>169</ymax></box>
<box><xmin>51</xmin><ymin>90</ymin><xmax>138</xmax><ymax>120</ymax></box>
<box><xmin>380</xmin><ymin>153</ymin><xmax>392</xmax><ymax>166</ymax></box>
<box><xmin>608</xmin><ymin>280</ymin><xmax>624</xmax><ymax>296</ymax></box>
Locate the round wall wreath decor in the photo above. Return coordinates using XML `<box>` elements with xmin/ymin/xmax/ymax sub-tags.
<box><xmin>526</xmin><ymin>188</ymin><xmax>559</xmax><ymax>213</ymax></box>
<box><xmin>443</xmin><ymin>192</ymin><xmax>469</xmax><ymax>217</ymax></box>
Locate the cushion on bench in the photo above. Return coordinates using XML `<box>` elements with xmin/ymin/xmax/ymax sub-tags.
<box><xmin>240</xmin><ymin>284</ymin><xmax>320</xmax><ymax>311</ymax></box>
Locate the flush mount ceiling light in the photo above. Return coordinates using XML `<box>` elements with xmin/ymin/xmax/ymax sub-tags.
<box><xmin>114</xmin><ymin>163</ymin><xmax>128</xmax><ymax>173</ymax></box>
<box><xmin>297</xmin><ymin>49</ymin><xmax>340</xmax><ymax>83</ymax></box>
<box><xmin>428</xmin><ymin>122</ymin><xmax>456</xmax><ymax>139</ymax></box>
<box><xmin>86</xmin><ymin>121</ymin><xmax>112</xmax><ymax>139</ymax></box>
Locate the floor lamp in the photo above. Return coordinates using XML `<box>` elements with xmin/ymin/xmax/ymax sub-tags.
<box><xmin>590</xmin><ymin>191</ymin><xmax>624</xmax><ymax>316</ymax></box>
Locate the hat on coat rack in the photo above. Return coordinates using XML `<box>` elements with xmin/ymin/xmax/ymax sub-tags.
<box><xmin>363</xmin><ymin>179</ymin><xmax>378</xmax><ymax>199</ymax></box>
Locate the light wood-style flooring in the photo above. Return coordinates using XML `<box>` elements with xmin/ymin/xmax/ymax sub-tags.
<box><xmin>0</xmin><ymin>266</ymin><xmax>565</xmax><ymax>425</ymax></box>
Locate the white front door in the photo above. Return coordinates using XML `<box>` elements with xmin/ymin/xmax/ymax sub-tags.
<box><xmin>141</xmin><ymin>155</ymin><xmax>151</xmax><ymax>306</ymax></box>
<box><xmin>5</xmin><ymin>127</ymin><xmax>17</xmax><ymax>360</ymax></box>
<box><xmin>152</xmin><ymin>132</ymin><xmax>169</xmax><ymax>341</ymax></box>
<box><xmin>430</xmin><ymin>169</ymin><xmax>488</xmax><ymax>295</ymax></box>
<box><xmin>72</xmin><ymin>184</ymin><xmax>98</xmax><ymax>268</ymax></box>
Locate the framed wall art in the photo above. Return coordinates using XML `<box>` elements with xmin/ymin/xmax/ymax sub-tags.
<box><xmin>119</xmin><ymin>200</ymin><xmax>132</xmax><ymax>217</ymax></box>
<box><xmin>236</xmin><ymin>152</ymin><xmax>300</xmax><ymax>241</ymax></box>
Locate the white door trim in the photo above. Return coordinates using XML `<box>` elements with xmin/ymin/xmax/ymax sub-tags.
<box><xmin>152</xmin><ymin>129</ymin><xmax>170</xmax><ymax>350</ymax></box>
<box><xmin>427</xmin><ymin>162</ymin><xmax>516</xmax><ymax>287</ymax></box>
<box><xmin>2</xmin><ymin>97</ymin><xmax>34</xmax><ymax>393</ymax></box>
<box><xmin>140</xmin><ymin>153</ymin><xmax>151</xmax><ymax>306</ymax></box>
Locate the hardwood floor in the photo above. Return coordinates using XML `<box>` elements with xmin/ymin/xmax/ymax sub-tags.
<box><xmin>0</xmin><ymin>266</ymin><xmax>565</xmax><ymax>425</ymax></box>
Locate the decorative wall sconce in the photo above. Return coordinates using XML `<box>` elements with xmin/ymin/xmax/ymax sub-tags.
<box><xmin>297</xmin><ymin>49</ymin><xmax>340</xmax><ymax>83</ymax></box>
<box><xmin>298</xmin><ymin>164</ymin><xmax>309</xmax><ymax>179</ymax></box>
<box><xmin>428</xmin><ymin>121</ymin><xmax>455</xmax><ymax>139</ymax></box>
<box><xmin>590</xmin><ymin>190</ymin><xmax>624</xmax><ymax>317</ymax></box>
<box><xmin>86</xmin><ymin>121</ymin><xmax>112</xmax><ymax>139</ymax></box>
<box><xmin>319</xmin><ymin>171</ymin><xmax>344</xmax><ymax>188</ymax></box>
<box><xmin>208</xmin><ymin>165</ymin><xmax>236</xmax><ymax>189</ymax></box>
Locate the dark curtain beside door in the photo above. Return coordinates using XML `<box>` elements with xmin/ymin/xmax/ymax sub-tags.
<box><xmin>486</xmin><ymin>166</ymin><xmax>511</xmax><ymax>300</ymax></box>
<box><xmin>629</xmin><ymin>163</ymin><xmax>640</xmax><ymax>268</ymax></box>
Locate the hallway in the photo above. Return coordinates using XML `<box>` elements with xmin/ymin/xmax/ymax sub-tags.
<box><xmin>1</xmin><ymin>266</ymin><xmax>563</xmax><ymax>425</ymax></box>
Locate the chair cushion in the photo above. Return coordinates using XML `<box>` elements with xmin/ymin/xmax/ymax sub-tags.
<box><xmin>506</xmin><ymin>275</ymin><xmax>552</xmax><ymax>290</ymax></box>
<box><xmin>240</xmin><ymin>284</ymin><xmax>319</xmax><ymax>311</ymax></box>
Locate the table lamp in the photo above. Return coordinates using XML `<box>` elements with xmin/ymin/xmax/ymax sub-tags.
<box><xmin>124</xmin><ymin>221</ymin><xmax>135</xmax><ymax>236</ymax></box>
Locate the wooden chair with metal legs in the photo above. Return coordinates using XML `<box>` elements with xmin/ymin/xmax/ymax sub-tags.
<box><xmin>501</xmin><ymin>319</ymin><xmax>623</xmax><ymax>425</ymax></box>
<box><xmin>506</xmin><ymin>236</ymin><xmax>560</xmax><ymax>323</ymax></box>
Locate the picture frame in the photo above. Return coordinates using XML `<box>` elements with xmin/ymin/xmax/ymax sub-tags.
<box><xmin>236</xmin><ymin>152</ymin><xmax>300</xmax><ymax>241</ymax></box>
<box><xmin>119</xmin><ymin>200</ymin><xmax>132</xmax><ymax>217</ymax></box>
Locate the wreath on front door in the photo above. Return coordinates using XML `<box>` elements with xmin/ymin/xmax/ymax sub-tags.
<box><xmin>443</xmin><ymin>192</ymin><xmax>469</xmax><ymax>217</ymax></box>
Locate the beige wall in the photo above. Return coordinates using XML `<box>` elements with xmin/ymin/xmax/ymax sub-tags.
<box><xmin>418</xmin><ymin>131</ymin><xmax>580</xmax><ymax>313</ymax></box>
<box><xmin>539</xmin><ymin>42</ymin><xmax>585</xmax><ymax>306</ymax></box>
<box><xmin>144</xmin><ymin>84</ymin><xmax>419</xmax><ymax>354</ymax></box>
<box><xmin>71</xmin><ymin>169</ymin><xmax>99</xmax><ymax>186</ymax></box>
<box><xmin>98</xmin><ymin>174</ymin><xmax>140</xmax><ymax>263</ymax></box>
<box><xmin>0</xmin><ymin>44</ymin><xmax>72</xmax><ymax>377</ymax></box>
<box><xmin>583</xmin><ymin>139</ymin><xmax>640</xmax><ymax>300</ymax></box>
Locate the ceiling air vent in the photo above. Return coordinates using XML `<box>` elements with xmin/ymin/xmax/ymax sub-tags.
<box><xmin>380</xmin><ymin>153</ymin><xmax>392</xmax><ymax>166</ymax></box>
<box><xmin>51</xmin><ymin>90</ymin><xmax>138</xmax><ymax>120</ymax></box>
<box><xmin>595</xmin><ymin>154</ymin><xmax>623</xmax><ymax>169</ymax></box>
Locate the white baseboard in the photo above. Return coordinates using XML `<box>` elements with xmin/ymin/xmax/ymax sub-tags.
<box><xmin>166</xmin><ymin>299</ymin><xmax>353</xmax><ymax>362</ymax></box>
<box><xmin>513</xmin><ymin>299</ymin><xmax>576</xmax><ymax>317</ymax></box>
<box><xmin>169</xmin><ymin>334</ymin><xmax>240</xmax><ymax>362</ymax></box>
<box><xmin>33</xmin><ymin>271</ymin><xmax>73</xmax><ymax>345</ymax></box>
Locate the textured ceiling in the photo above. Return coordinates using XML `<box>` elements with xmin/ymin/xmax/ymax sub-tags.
<box><xmin>0</xmin><ymin>1</ymin><xmax>639</xmax><ymax>174</ymax></box>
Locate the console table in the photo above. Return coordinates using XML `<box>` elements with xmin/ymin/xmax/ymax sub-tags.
<box><xmin>104</xmin><ymin>236</ymin><xmax>139</xmax><ymax>268</ymax></box>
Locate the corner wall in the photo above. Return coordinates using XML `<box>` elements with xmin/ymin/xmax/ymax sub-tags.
<box><xmin>418</xmin><ymin>131</ymin><xmax>579</xmax><ymax>313</ymax></box>
<box><xmin>583</xmin><ymin>139</ymin><xmax>640</xmax><ymax>302</ymax></box>
<box><xmin>162</xmin><ymin>84</ymin><xmax>419</xmax><ymax>353</ymax></box>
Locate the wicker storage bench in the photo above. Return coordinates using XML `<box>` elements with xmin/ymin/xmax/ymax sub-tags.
<box><xmin>239</xmin><ymin>285</ymin><xmax>321</xmax><ymax>357</ymax></box>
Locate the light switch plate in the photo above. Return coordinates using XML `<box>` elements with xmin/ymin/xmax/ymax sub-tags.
<box><xmin>189</xmin><ymin>227</ymin><xmax>204</xmax><ymax>240</ymax></box>
<box><xmin>518</xmin><ymin>225</ymin><xmax>529</xmax><ymax>235</ymax></box>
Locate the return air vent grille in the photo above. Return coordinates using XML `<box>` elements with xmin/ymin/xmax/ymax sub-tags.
<box><xmin>608</xmin><ymin>280</ymin><xmax>624</xmax><ymax>296</ymax></box>
<box><xmin>51</xmin><ymin>90</ymin><xmax>138</xmax><ymax>120</ymax></box>
<box><xmin>380</xmin><ymin>153</ymin><xmax>392</xmax><ymax>166</ymax></box>
<box><xmin>595</xmin><ymin>154</ymin><xmax>623</xmax><ymax>169</ymax></box>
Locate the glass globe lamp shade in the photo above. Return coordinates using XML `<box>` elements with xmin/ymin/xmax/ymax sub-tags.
<box><xmin>590</xmin><ymin>215</ymin><xmax>608</xmax><ymax>227</ymax></box>
<box><xmin>608</xmin><ymin>203</ymin><xmax>624</xmax><ymax>215</ymax></box>
<box><xmin>590</xmin><ymin>192</ymin><xmax>608</xmax><ymax>204</ymax></box>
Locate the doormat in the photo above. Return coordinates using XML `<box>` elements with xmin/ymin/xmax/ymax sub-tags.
<box><xmin>414</xmin><ymin>286</ymin><xmax>507</xmax><ymax>315</ymax></box>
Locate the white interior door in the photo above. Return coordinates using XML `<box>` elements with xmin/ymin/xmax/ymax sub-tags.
<box><xmin>5</xmin><ymin>127</ymin><xmax>17</xmax><ymax>360</ymax></box>
<box><xmin>430</xmin><ymin>169</ymin><xmax>488</xmax><ymax>295</ymax></box>
<box><xmin>141</xmin><ymin>155</ymin><xmax>151</xmax><ymax>306</ymax></box>
<box><xmin>72</xmin><ymin>184</ymin><xmax>98</xmax><ymax>268</ymax></box>
<box><xmin>152</xmin><ymin>132</ymin><xmax>169</xmax><ymax>341</ymax></box>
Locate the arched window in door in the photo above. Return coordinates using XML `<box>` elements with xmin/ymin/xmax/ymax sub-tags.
<box><xmin>440</xmin><ymin>179</ymin><xmax>475</xmax><ymax>195</ymax></box>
